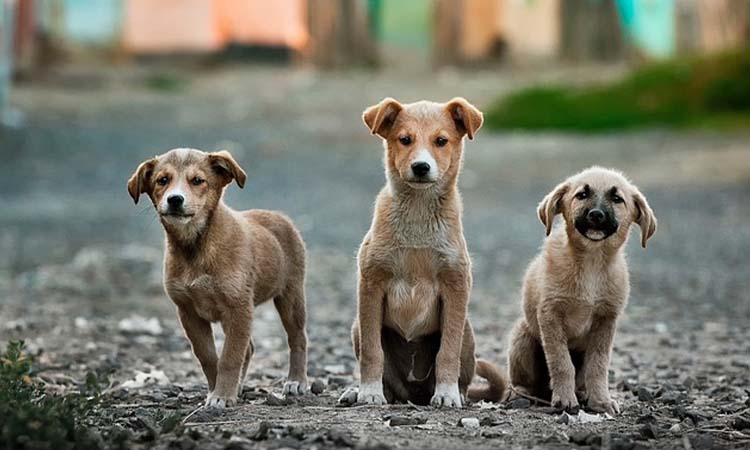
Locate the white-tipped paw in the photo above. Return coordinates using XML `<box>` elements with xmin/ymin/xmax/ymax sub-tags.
<box><xmin>205</xmin><ymin>391</ymin><xmax>237</xmax><ymax>409</ymax></box>
<box><xmin>282</xmin><ymin>380</ymin><xmax>307</xmax><ymax>396</ymax></box>
<box><xmin>430</xmin><ymin>383</ymin><xmax>462</xmax><ymax>408</ymax></box>
<box><xmin>589</xmin><ymin>396</ymin><xmax>620</xmax><ymax>415</ymax></box>
<box><xmin>357</xmin><ymin>381</ymin><xmax>387</xmax><ymax>405</ymax></box>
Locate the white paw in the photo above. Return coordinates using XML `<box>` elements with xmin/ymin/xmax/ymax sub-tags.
<box><xmin>430</xmin><ymin>383</ymin><xmax>462</xmax><ymax>408</ymax></box>
<box><xmin>205</xmin><ymin>391</ymin><xmax>237</xmax><ymax>409</ymax></box>
<box><xmin>589</xmin><ymin>396</ymin><xmax>620</xmax><ymax>415</ymax></box>
<box><xmin>282</xmin><ymin>380</ymin><xmax>307</xmax><ymax>396</ymax></box>
<box><xmin>337</xmin><ymin>386</ymin><xmax>359</xmax><ymax>406</ymax></box>
<box><xmin>357</xmin><ymin>381</ymin><xmax>387</xmax><ymax>405</ymax></box>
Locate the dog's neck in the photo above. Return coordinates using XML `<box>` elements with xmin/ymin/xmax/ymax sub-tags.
<box><xmin>163</xmin><ymin>201</ymin><xmax>234</xmax><ymax>261</ymax></box>
<box><xmin>384</xmin><ymin>176</ymin><xmax>461</xmax><ymax>248</ymax></box>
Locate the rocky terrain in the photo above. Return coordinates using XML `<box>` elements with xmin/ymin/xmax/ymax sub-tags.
<box><xmin>1</xmin><ymin>63</ymin><xmax>749</xmax><ymax>449</ymax></box>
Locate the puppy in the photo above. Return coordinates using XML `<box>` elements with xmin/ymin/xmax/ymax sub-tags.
<box><xmin>341</xmin><ymin>98</ymin><xmax>506</xmax><ymax>408</ymax></box>
<box><xmin>127</xmin><ymin>148</ymin><xmax>308</xmax><ymax>408</ymax></box>
<box><xmin>508</xmin><ymin>167</ymin><xmax>656</xmax><ymax>415</ymax></box>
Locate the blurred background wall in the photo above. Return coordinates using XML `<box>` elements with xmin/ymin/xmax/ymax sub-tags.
<box><xmin>1</xmin><ymin>0</ymin><xmax>748</xmax><ymax>123</ymax></box>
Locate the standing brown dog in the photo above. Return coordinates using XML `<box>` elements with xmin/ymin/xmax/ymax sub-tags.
<box><xmin>128</xmin><ymin>148</ymin><xmax>308</xmax><ymax>408</ymax></box>
<box><xmin>508</xmin><ymin>167</ymin><xmax>656</xmax><ymax>415</ymax></box>
<box><xmin>340</xmin><ymin>98</ymin><xmax>506</xmax><ymax>408</ymax></box>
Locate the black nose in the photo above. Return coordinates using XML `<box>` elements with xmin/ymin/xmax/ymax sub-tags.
<box><xmin>587</xmin><ymin>209</ymin><xmax>605</xmax><ymax>224</ymax></box>
<box><xmin>167</xmin><ymin>195</ymin><xmax>184</xmax><ymax>207</ymax></box>
<box><xmin>411</xmin><ymin>162</ymin><xmax>431</xmax><ymax>177</ymax></box>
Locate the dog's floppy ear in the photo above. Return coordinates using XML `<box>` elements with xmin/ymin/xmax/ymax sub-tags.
<box><xmin>446</xmin><ymin>97</ymin><xmax>483</xmax><ymax>140</ymax></box>
<box><xmin>363</xmin><ymin>98</ymin><xmax>403</xmax><ymax>138</ymax></box>
<box><xmin>537</xmin><ymin>182</ymin><xmax>569</xmax><ymax>236</ymax></box>
<box><xmin>209</xmin><ymin>150</ymin><xmax>247</xmax><ymax>188</ymax></box>
<box><xmin>127</xmin><ymin>158</ymin><xmax>156</xmax><ymax>204</ymax></box>
<box><xmin>632</xmin><ymin>188</ymin><xmax>657</xmax><ymax>248</ymax></box>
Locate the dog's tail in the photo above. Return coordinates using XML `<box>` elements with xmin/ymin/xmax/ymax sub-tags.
<box><xmin>467</xmin><ymin>359</ymin><xmax>508</xmax><ymax>403</ymax></box>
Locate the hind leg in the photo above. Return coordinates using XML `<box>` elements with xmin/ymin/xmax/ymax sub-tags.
<box><xmin>459</xmin><ymin>321</ymin><xmax>477</xmax><ymax>396</ymax></box>
<box><xmin>274</xmin><ymin>282</ymin><xmax>309</xmax><ymax>396</ymax></box>
<box><xmin>237</xmin><ymin>338</ymin><xmax>255</xmax><ymax>396</ymax></box>
<box><xmin>508</xmin><ymin>318</ymin><xmax>549</xmax><ymax>400</ymax></box>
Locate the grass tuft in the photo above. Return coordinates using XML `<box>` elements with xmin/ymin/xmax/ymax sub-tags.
<box><xmin>485</xmin><ymin>51</ymin><xmax>750</xmax><ymax>132</ymax></box>
<box><xmin>0</xmin><ymin>341</ymin><xmax>103</xmax><ymax>450</ymax></box>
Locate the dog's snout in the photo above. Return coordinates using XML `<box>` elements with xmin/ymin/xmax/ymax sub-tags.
<box><xmin>167</xmin><ymin>194</ymin><xmax>184</xmax><ymax>208</ymax></box>
<box><xmin>587</xmin><ymin>209</ymin><xmax>605</xmax><ymax>224</ymax></box>
<box><xmin>411</xmin><ymin>162</ymin><xmax>431</xmax><ymax>177</ymax></box>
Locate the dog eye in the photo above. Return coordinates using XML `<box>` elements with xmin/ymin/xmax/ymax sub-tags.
<box><xmin>398</xmin><ymin>136</ymin><xmax>412</xmax><ymax>146</ymax></box>
<box><xmin>575</xmin><ymin>191</ymin><xmax>588</xmax><ymax>200</ymax></box>
<box><xmin>191</xmin><ymin>177</ymin><xmax>204</xmax><ymax>186</ymax></box>
<box><xmin>435</xmin><ymin>137</ymin><xmax>448</xmax><ymax>147</ymax></box>
<box><xmin>612</xmin><ymin>194</ymin><xmax>624</xmax><ymax>204</ymax></box>
<box><xmin>156</xmin><ymin>176</ymin><xmax>169</xmax><ymax>186</ymax></box>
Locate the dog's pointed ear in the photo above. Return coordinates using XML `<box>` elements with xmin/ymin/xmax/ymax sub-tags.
<box><xmin>209</xmin><ymin>150</ymin><xmax>247</xmax><ymax>188</ymax></box>
<box><xmin>363</xmin><ymin>98</ymin><xmax>403</xmax><ymax>139</ymax></box>
<box><xmin>632</xmin><ymin>188</ymin><xmax>657</xmax><ymax>248</ymax></box>
<box><xmin>127</xmin><ymin>158</ymin><xmax>156</xmax><ymax>204</ymax></box>
<box><xmin>537</xmin><ymin>182</ymin><xmax>569</xmax><ymax>236</ymax></box>
<box><xmin>446</xmin><ymin>97</ymin><xmax>483</xmax><ymax>140</ymax></box>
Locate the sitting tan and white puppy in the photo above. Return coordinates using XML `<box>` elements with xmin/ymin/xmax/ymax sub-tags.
<box><xmin>128</xmin><ymin>148</ymin><xmax>308</xmax><ymax>408</ymax></box>
<box><xmin>508</xmin><ymin>167</ymin><xmax>656</xmax><ymax>415</ymax></box>
<box><xmin>341</xmin><ymin>98</ymin><xmax>506</xmax><ymax>408</ymax></box>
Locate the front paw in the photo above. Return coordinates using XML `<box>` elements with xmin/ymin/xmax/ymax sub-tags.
<box><xmin>551</xmin><ymin>389</ymin><xmax>579</xmax><ymax>412</ymax></box>
<box><xmin>588</xmin><ymin>396</ymin><xmax>620</xmax><ymax>415</ymax></box>
<box><xmin>357</xmin><ymin>381</ymin><xmax>387</xmax><ymax>405</ymax></box>
<box><xmin>282</xmin><ymin>379</ymin><xmax>307</xmax><ymax>396</ymax></box>
<box><xmin>430</xmin><ymin>383</ymin><xmax>462</xmax><ymax>408</ymax></box>
<box><xmin>205</xmin><ymin>391</ymin><xmax>237</xmax><ymax>409</ymax></box>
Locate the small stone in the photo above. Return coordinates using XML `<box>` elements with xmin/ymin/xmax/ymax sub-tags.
<box><xmin>458</xmin><ymin>417</ymin><xmax>480</xmax><ymax>428</ymax></box>
<box><xmin>174</xmin><ymin>436</ymin><xmax>195</xmax><ymax>450</ymax></box>
<box><xmin>669</xmin><ymin>424</ymin><xmax>681</xmax><ymax>433</ymax></box>
<box><xmin>311</xmin><ymin>380</ymin><xmax>326</xmax><ymax>395</ymax></box>
<box><xmin>265</xmin><ymin>393</ymin><xmax>292</xmax><ymax>406</ymax></box>
<box><xmin>508</xmin><ymin>397</ymin><xmax>531</xmax><ymax>409</ymax></box>
<box><xmin>640</xmin><ymin>423</ymin><xmax>659</xmax><ymax>439</ymax></box>
<box><xmin>251</xmin><ymin>422</ymin><xmax>273</xmax><ymax>441</ymax></box>
<box><xmin>636</xmin><ymin>387</ymin><xmax>654</xmax><ymax>402</ymax></box>
<box><xmin>732</xmin><ymin>417</ymin><xmax>750</xmax><ymax>431</ymax></box>
<box><xmin>387</xmin><ymin>415</ymin><xmax>426</xmax><ymax>427</ymax></box>
<box><xmin>569</xmin><ymin>431</ymin><xmax>601</xmax><ymax>446</ymax></box>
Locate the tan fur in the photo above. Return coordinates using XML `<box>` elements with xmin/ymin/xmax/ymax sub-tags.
<box><xmin>345</xmin><ymin>98</ymin><xmax>506</xmax><ymax>407</ymax></box>
<box><xmin>127</xmin><ymin>148</ymin><xmax>308</xmax><ymax>408</ymax></box>
<box><xmin>508</xmin><ymin>167</ymin><xmax>656</xmax><ymax>415</ymax></box>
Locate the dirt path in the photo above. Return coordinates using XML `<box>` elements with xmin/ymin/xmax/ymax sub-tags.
<box><xmin>1</xmin><ymin>64</ymin><xmax>749</xmax><ymax>449</ymax></box>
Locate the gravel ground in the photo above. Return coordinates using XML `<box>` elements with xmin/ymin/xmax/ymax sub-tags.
<box><xmin>1</xmin><ymin>63</ymin><xmax>749</xmax><ymax>450</ymax></box>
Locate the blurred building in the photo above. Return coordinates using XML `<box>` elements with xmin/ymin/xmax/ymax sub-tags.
<box><xmin>2</xmin><ymin>0</ymin><xmax>750</xmax><ymax>70</ymax></box>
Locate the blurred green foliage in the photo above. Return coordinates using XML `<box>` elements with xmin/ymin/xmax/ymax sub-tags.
<box><xmin>0</xmin><ymin>341</ymin><xmax>103</xmax><ymax>450</ymax></box>
<box><xmin>485</xmin><ymin>51</ymin><xmax>750</xmax><ymax>131</ymax></box>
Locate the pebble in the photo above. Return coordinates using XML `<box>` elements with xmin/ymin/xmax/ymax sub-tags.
<box><xmin>174</xmin><ymin>436</ymin><xmax>196</xmax><ymax>450</ymax></box>
<box><xmin>310</xmin><ymin>379</ymin><xmax>326</xmax><ymax>395</ymax></box>
<box><xmin>731</xmin><ymin>416</ymin><xmax>750</xmax><ymax>431</ymax></box>
<box><xmin>458</xmin><ymin>417</ymin><xmax>480</xmax><ymax>428</ymax></box>
<box><xmin>568</xmin><ymin>431</ymin><xmax>601</xmax><ymax>446</ymax></box>
<box><xmin>508</xmin><ymin>397</ymin><xmax>531</xmax><ymax>409</ymax></box>
<box><xmin>636</xmin><ymin>386</ymin><xmax>654</xmax><ymax>402</ymax></box>
<box><xmin>387</xmin><ymin>415</ymin><xmax>426</xmax><ymax>427</ymax></box>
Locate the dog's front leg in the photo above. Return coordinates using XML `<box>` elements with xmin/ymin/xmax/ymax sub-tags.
<box><xmin>177</xmin><ymin>306</ymin><xmax>218</xmax><ymax>392</ymax></box>
<box><xmin>356</xmin><ymin>275</ymin><xmax>386</xmax><ymax>405</ymax></box>
<box><xmin>432</xmin><ymin>271</ymin><xmax>469</xmax><ymax>408</ymax></box>
<box><xmin>207</xmin><ymin>307</ymin><xmax>252</xmax><ymax>408</ymax></box>
<box><xmin>583</xmin><ymin>316</ymin><xmax>619</xmax><ymax>415</ymax></box>
<box><xmin>538</xmin><ymin>301</ymin><xmax>579</xmax><ymax>411</ymax></box>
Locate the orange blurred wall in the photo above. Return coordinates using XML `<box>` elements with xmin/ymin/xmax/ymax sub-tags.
<box><xmin>123</xmin><ymin>0</ymin><xmax>308</xmax><ymax>54</ymax></box>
